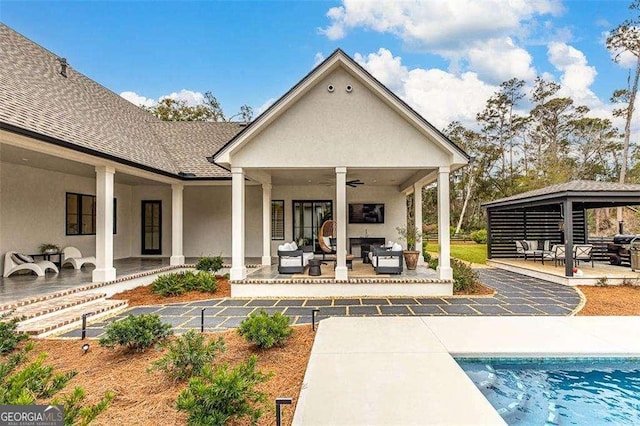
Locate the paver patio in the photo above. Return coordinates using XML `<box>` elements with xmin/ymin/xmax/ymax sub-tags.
<box><xmin>57</xmin><ymin>268</ymin><xmax>583</xmax><ymax>337</ymax></box>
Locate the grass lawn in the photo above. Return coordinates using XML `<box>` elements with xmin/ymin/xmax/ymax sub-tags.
<box><xmin>426</xmin><ymin>242</ymin><xmax>487</xmax><ymax>265</ymax></box>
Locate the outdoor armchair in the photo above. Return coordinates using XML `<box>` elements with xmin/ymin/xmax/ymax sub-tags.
<box><xmin>3</xmin><ymin>251</ymin><xmax>59</xmax><ymax>277</ymax></box>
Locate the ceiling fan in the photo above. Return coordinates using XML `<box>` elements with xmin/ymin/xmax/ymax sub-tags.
<box><xmin>346</xmin><ymin>179</ymin><xmax>364</xmax><ymax>188</ymax></box>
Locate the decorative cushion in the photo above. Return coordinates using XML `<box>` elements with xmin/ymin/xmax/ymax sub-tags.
<box><xmin>15</xmin><ymin>253</ymin><xmax>34</xmax><ymax>263</ymax></box>
<box><xmin>392</xmin><ymin>243</ymin><xmax>403</xmax><ymax>252</ymax></box>
<box><xmin>282</xmin><ymin>242</ymin><xmax>293</xmax><ymax>251</ymax></box>
<box><xmin>322</xmin><ymin>236</ymin><xmax>331</xmax><ymax>248</ymax></box>
<box><xmin>11</xmin><ymin>253</ymin><xmax>24</xmax><ymax>265</ymax></box>
<box><xmin>520</xmin><ymin>240</ymin><xmax>529</xmax><ymax>251</ymax></box>
<box><xmin>291</xmin><ymin>241</ymin><xmax>298</xmax><ymax>251</ymax></box>
<box><xmin>386</xmin><ymin>241</ymin><xmax>394</xmax><ymax>248</ymax></box>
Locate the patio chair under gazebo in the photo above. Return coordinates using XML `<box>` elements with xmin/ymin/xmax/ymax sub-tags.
<box><xmin>482</xmin><ymin>180</ymin><xmax>640</xmax><ymax>277</ymax></box>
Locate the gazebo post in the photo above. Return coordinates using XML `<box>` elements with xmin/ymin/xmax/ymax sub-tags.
<box><xmin>564</xmin><ymin>199</ymin><xmax>574</xmax><ymax>277</ymax></box>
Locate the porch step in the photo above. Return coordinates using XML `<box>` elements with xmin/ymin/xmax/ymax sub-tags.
<box><xmin>4</xmin><ymin>293</ymin><xmax>106</xmax><ymax>321</ymax></box>
<box><xmin>17</xmin><ymin>299</ymin><xmax>128</xmax><ymax>336</ymax></box>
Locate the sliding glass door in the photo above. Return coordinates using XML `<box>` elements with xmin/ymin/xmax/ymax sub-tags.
<box><xmin>292</xmin><ymin>200</ymin><xmax>333</xmax><ymax>253</ymax></box>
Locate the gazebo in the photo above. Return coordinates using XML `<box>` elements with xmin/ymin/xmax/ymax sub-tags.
<box><xmin>482</xmin><ymin>180</ymin><xmax>640</xmax><ymax>277</ymax></box>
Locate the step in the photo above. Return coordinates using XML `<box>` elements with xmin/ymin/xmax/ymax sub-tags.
<box><xmin>5</xmin><ymin>293</ymin><xmax>106</xmax><ymax>321</ymax></box>
<box><xmin>17</xmin><ymin>299</ymin><xmax>128</xmax><ymax>336</ymax></box>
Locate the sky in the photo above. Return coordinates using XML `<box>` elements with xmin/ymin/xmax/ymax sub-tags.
<box><xmin>2</xmin><ymin>0</ymin><xmax>638</xmax><ymax>130</ymax></box>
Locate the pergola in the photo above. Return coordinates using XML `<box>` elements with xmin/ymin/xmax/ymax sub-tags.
<box><xmin>482</xmin><ymin>180</ymin><xmax>640</xmax><ymax>277</ymax></box>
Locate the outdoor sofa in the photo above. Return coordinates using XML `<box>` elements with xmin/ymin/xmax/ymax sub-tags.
<box><xmin>277</xmin><ymin>241</ymin><xmax>314</xmax><ymax>274</ymax></box>
<box><xmin>368</xmin><ymin>242</ymin><xmax>404</xmax><ymax>274</ymax></box>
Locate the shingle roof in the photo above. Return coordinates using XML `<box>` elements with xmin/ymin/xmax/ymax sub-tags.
<box><xmin>0</xmin><ymin>24</ymin><xmax>236</xmax><ymax>179</ymax></box>
<box><xmin>483</xmin><ymin>180</ymin><xmax>640</xmax><ymax>208</ymax></box>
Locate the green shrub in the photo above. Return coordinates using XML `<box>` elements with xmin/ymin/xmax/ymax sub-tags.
<box><xmin>470</xmin><ymin>229</ymin><xmax>487</xmax><ymax>244</ymax></box>
<box><xmin>422</xmin><ymin>240</ymin><xmax>430</xmax><ymax>262</ymax></box>
<box><xmin>152</xmin><ymin>273</ymin><xmax>185</xmax><ymax>297</ymax></box>
<box><xmin>152</xmin><ymin>271</ymin><xmax>217</xmax><ymax>297</ymax></box>
<box><xmin>196</xmin><ymin>256</ymin><xmax>224</xmax><ymax>274</ymax></box>
<box><xmin>151</xmin><ymin>331</ymin><xmax>226</xmax><ymax>382</ymax></box>
<box><xmin>176</xmin><ymin>355</ymin><xmax>271</xmax><ymax>426</ymax></box>
<box><xmin>427</xmin><ymin>257</ymin><xmax>439</xmax><ymax>270</ymax></box>
<box><xmin>0</xmin><ymin>318</ymin><xmax>28</xmax><ymax>354</ymax></box>
<box><xmin>451</xmin><ymin>258</ymin><xmax>479</xmax><ymax>292</ymax></box>
<box><xmin>237</xmin><ymin>310</ymin><xmax>292</xmax><ymax>349</ymax></box>
<box><xmin>99</xmin><ymin>314</ymin><xmax>173</xmax><ymax>353</ymax></box>
<box><xmin>1</xmin><ymin>347</ymin><xmax>113</xmax><ymax>424</ymax></box>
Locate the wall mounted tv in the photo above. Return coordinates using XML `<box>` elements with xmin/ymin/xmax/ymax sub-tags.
<box><xmin>348</xmin><ymin>203</ymin><xmax>385</xmax><ymax>224</ymax></box>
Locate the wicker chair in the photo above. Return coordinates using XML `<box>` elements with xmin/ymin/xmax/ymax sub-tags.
<box><xmin>318</xmin><ymin>220</ymin><xmax>336</xmax><ymax>260</ymax></box>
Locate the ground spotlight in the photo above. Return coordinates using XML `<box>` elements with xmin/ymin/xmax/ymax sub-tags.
<box><xmin>82</xmin><ymin>343</ymin><xmax>90</xmax><ymax>354</ymax></box>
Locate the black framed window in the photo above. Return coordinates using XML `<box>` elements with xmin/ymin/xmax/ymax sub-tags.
<box><xmin>271</xmin><ymin>200</ymin><xmax>285</xmax><ymax>240</ymax></box>
<box><xmin>66</xmin><ymin>192</ymin><xmax>117</xmax><ymax>235</ymax></box>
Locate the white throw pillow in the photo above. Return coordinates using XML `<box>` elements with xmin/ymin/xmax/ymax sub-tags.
<box><xmin>283</xmin><ymin>242</ymin><xmax>293</xmax><ymax>251</ymax></box>
<box><xmin>291</xmin><ymin>241</ymin><xmax>298</xmax><ymax>250</ymax></box>
<box><xmin>323</xmin><ymin>236</ymin><xmax>332</xmax><ymax>248</ymax></box>
<box><xmin>392</xmin><ymin>243</ymin><xmax>403</xmax><ymax>252</ymax></box>
<box><xmin>278</xmin><ymin>244</ymin><xmax>286</xmax><ymax>252</ymax></box>
<box><xmin>386</xmin><ymin>241</ymin><xmax>394</xmax><ymax>248</ymax></box>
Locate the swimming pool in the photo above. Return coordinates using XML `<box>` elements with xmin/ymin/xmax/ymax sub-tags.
<box><xmin>457</xmin><ymin>358</ymin><xmax>640</xmax><ymax>425</ymax></box>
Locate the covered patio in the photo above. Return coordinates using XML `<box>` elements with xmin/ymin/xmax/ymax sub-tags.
<box><xmin>483</xmin><ymin>180</ymin><xmax>640</xmax><ymax>285</ymax></box>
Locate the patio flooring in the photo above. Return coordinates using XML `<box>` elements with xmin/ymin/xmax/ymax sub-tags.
<box><xmin>488</xmin><ymin>258</ymin><xmax>640</xmax><ymax>285</ymax></box>
<box><xmin>56</xmin><ymin>268</ymin><xmax>583</xmax><ymax>338</ymax></box>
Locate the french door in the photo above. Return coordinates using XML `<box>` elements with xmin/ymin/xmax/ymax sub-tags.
<box><xmin>292</xmin><ymin>200</ymin><xmax>333</xmax><ymax>253</ymax></box>
<box><xmin>141</xmin><ymin>201</ymin><xmax>162</xmax><ymax>255</ymax></box>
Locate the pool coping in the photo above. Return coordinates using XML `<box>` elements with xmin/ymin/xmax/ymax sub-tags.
<box><xmin>293</xmin><ymin>316</ymin><xmax>640</xmax><ymax>425</ymax></box>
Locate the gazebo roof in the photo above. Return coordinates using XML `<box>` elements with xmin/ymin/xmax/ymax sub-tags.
<box><xmin>482</xmin><ymin>180</ymin><xmax>640</xmax><ymax>210</ymax></box>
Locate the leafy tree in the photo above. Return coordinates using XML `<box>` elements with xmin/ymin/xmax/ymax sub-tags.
<box><xmin>145</xmin><ymin>91</ymin><xmax>253</xmax><ymax>122</ymax></box>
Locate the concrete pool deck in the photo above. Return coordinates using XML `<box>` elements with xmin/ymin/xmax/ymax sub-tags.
<box><xmin>293</xmin><ymin>316</ymin><xmax>640</xmax><ymax>425</ymax></box>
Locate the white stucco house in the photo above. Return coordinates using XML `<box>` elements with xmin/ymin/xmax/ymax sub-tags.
<box><xmin>0</xmin><ymin>24</ymin><xmax>468</xmax><ymax>291</ymax></box>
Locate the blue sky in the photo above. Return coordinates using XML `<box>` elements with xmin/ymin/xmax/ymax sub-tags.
<box><xmin>2</xmin><ymin>0</ymin><xmax>637</xmax><ymax>129</ymax></box>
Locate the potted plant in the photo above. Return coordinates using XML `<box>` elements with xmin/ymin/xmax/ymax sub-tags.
<box><xmin>39</xmin><ymin>243</ymin><xmax>61</xmax><ymax>254</ymax></box>
<box><xmin>396</xmin><ymin>225</ymin><xmax>423</xmax><ymax>270</ymax></box>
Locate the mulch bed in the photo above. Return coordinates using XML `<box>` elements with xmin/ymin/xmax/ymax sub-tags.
<box><xmin>29</xmin><ymin>325</ymin><xmax>315</xmax><ymax>426</ymax></box>
<box><xmin>577</xmin><ymin>285</ymin><xmax>640</xmax><ymax>315</ymax></box>
<box><xmin>455</xmin><ymin>282</ymin><xmax>495</xmax><ymax>296</ymax></box>
<box><xmin>109</xmin><ymin>277</ymin><xmax>231</xmax><ymax>306</ymax></box>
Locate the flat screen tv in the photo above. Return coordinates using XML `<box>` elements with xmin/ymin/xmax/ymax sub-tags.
<box><xmin>348</xmin><ymin>203</ymin><xmax>385</xmax><ymax>224</ymax></box>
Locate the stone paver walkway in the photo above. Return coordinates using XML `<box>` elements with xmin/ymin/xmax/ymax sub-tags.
<box><xmin>58</xmin><ymin>268</ymin><xmax>583</xmax><ymax>338</ymax></box>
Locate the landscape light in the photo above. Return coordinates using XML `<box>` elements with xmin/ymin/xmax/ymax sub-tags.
<box><xmin>82</xmin><ymin>343</ymin><xmax>90</xmax><ymax>354</ymax></box>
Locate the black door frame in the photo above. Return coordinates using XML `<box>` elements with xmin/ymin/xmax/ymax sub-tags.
<box><xmin>141</xmin><ymin>200</ymin><xmax>162</xmax><ymax>255</ymax></box>
<box><xmin>291</xmin><ymin>200</ymin><xmax>333</xmax><ymax>253</ymax></box>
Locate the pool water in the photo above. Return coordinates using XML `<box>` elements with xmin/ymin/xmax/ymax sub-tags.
<box><xmin>457</xmin><ymin>358</ymin><xmax>640</xmax><ymax>425</ymax></box>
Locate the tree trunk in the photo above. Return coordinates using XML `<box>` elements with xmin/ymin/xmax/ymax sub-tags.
<box><xmin>617</xmin><ymin>58</ymin><xmax>640</xmax><ymax>224</ymax></box>
<box><xmin>455</xmin><ymin>172</ymin><xmax>475</xmax><ymax>234</ymax></box>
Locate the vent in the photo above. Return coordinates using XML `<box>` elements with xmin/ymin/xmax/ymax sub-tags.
<box><xmin>59</xmin><ymin>57</ymin><xmax>68</xmax><ymax>78</ymax></box>
<box><xmin>178</xmin><ymin>171</ymin><xmax>196</xmax><ymax>177</ymax></box>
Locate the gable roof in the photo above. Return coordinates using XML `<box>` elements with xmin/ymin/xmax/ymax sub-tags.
<box><xmin>0</xmin><ymin>24</ymin><xmax>236</xmax><ymax>179</ymax></box>
<box><xmin>213</xmin><ymin>48</ymin><xmax>470</xmax><ymax>166</ymax></box>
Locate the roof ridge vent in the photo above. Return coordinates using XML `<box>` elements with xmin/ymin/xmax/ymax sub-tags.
<box><xmin>58</xmin><ymin>57</ymin><xmax>68</xmax><ymax>77</ymax></box>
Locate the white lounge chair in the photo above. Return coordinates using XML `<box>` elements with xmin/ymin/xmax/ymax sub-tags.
<box><xmin>62</xmin><ymin>246</ymin><xmax>96</xmax><ymax>270</ymax></box>
<box><xmin>3</xmin><ymin>251</ymin><xmax>59</xmax><ymax>277</ymax></box>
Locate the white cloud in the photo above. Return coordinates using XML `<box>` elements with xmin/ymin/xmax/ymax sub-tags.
<box><xmin>547</xmin><ymin>42</ymin><xmax>599</xmax><ymax>107</ymax></box>
<box><xmin>465</xmin><ymin>37</ymin><xmax>536</xmax><ymax>83</ymax></box>
<box><xmin>313</xmin><ymin>52</ymin><xmax>325</xmax><ymax>67</ymax></box>
<box><xmin>355</xmin><ymin>48</ymin><xmax>496</xmax><ymax>129</ymax></box>
<box><xmin>320</xmin><ymin>0</ymin><xmax>561</xmax><ymax>84</ymax></box>
<box><xmin>120</xmin><ymin>91</ymin><xmax>156</xmax><ymax>107</ymax></box>
<box><xmin>161</xmin><ymin>89</ymin><xmax>205</xmax><ymax>107</ymax></box>
<box><xmin>320</xmin><ymin>0</ymin><xmax>562</xmax><ymax>47</ymax></box>
<box><xmin>256</xmin><ymin>97</ymin><xmax>277</xmax><ymax>116</ymax></box>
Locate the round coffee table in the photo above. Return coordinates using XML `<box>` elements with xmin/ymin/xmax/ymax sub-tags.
<box><xmin>308</xmin><ymin>259</ymin><xmax>323</xmax><ymax>276</ymax></box>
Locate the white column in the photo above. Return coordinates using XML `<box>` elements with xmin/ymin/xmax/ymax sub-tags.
<box><xmin>335</xmin><ymin>167</ymin><xmax>348</xmax><ymax>281</ymax></box>
<box><xmin>230</xmin><ymin>167</ymin><xmax>247</xmax><ymax>280</ymax></box>
<box><xmin>170</xmin><ymin>184</ymin><xmax>185</xmax><ymax>266</ymax></box>
<box><xmin>437</xmin><ymin>166</ymin><xmax>453</xmax><ymax>280</ymax></box>
<box><xmin>92</xmin><ymin>166</ymin><xmax>116</xmax><ymax>282</ymax></box>
<box><xmin>414</xmin><ymin>182</ymin><xmax>424</xmax><ymax>265</ymax></box>
<box><xmin>261</xmin><ymin>182</ymin><xmax>272</xmax><ymax>266</ymax></box>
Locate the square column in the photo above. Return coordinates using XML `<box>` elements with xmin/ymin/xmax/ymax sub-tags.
<box><xmin>437</xmin><ymin>167</ymin><xmax>453</xmax><ymax>280</ymax></box>
<box><xmin>564</xmin><ymin>200</ymin><xmax>574</xmax><ymax>277</ymax></box>
<box><xmin>335</xmin><ymin>167</ymin><xmax>348</xmax><ymax>281</ymax></box>
<box><xmin>92</xmin><ymin>166</ymin><xmax>116</xmax><ymax>282</ymax></box>
<box><xmin>414</xmin><ymin>182</ymin><xmax>424</xmax><ymax>265</ymax></box>
<box><xmin>170</xmin><ymin>184</ymin><xmax>185</xmax><ymax>266</ymax></box>
<box><xmin>231</xmin><ymin>168</ymin><xmax>247</xmax><ymax>280</ymax></box>
<box><xmin>262</xmin><ymin>182</ymin><xmax>272</xmax><ymax>266</ymax></box>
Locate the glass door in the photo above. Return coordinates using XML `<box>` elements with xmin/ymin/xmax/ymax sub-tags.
<box><xmin>141</xmin><ymin>200</ymin><xmax>162</xmax><ymax>255</ymax></box>
<box><xmin>292</xmin><ymin>200</ymin><xmax>333</xmax><ymax>253</ymax></box>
